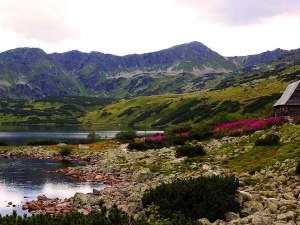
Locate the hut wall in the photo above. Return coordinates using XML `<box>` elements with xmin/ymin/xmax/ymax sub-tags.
<box><xmin>274</xmin><ymin>105</ymin><xmax>300</xmax><ymax>117</ymax></box>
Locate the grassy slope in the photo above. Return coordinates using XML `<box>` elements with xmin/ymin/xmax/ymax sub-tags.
<box><xmin>199</xmin><ymin>123</ymin><xmax>300</xmax><ymax>175</ymax></box>
<box><xmin>79</xmin><ymin>76</ymin><xmax>287</xmax><ymax>126</ymax></box>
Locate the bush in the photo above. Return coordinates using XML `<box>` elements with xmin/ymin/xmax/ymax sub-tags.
<box><xmin>86</xmin><ymin>132</ymin><xmax>101</xmax><ymax>143</ymax></box>
<box><xmin>176</xmin><ymin>144</ymin><xmax>206</xmax><ymax>158</ymax></box>
<box><xmin>188</xmin><ymin>124</ymin><xmax>213</xmax><ymax>141</ymax></box>
<box><xmin>255</xmin><ymin>134</ymin><xmax>280</xmax><ymax>146</ymax></box>
<box><xmin>0</xmin><ymin>141</ymin><xmax>7</xmax><ymax>146</ymax></box>
<box><xmin>115</xmin><ymin>130</ymin><xmax>137</xmax><ymax>143</ymax></box>
<box><xmin>296</xmin><ymin>161</ymin><xmax>300</xmax><ymax>175</ymax></box>
<box><xmin>59</xmin><ymin>146</ymin><xmax>73</xmax><ymax>156</ymax></box>
<box><xmin>142</xmin><ymin>175</ymin><xmax>241</xmax><ymax>222</ymax></box>
<box><xmin>167</xmin><ymin>135</ymin><xmax>188</xmax><ymax>145</ymax></box>
<box><xmin>128</xmin><ymin>142</ymin><xmax>145</xmax><ymax>151</ymax></box>
<box><xmin>27</xmin><ymin>140</ymin><xmax>59</xmax><ymax>146</ymax></box>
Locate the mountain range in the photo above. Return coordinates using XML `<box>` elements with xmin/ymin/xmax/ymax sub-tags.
<box><xmin>0</xmin><ymin>41</ymin><xmax>299</xmax><ymax>100</ymax></box>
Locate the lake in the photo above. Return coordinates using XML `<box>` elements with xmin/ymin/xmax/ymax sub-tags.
<box><xmin>0</xmin><ymin>125</ymin><xmax>163</xmax><ymax>146</ymax></box>
<box><xmin>0</xmin><ymin>157</ymin><xmax>105</xmax><ymax>216</ymax></box>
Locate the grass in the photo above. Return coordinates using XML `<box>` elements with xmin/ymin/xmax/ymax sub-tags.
<box><xmin>201</xmin><ymin>124</ymin><xmax>300</xmax><ymax>174</ymax></box>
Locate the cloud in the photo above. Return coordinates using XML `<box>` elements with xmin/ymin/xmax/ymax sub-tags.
<box><xmin>0</xmin><ymin>0</ymin><xmax>79</xmax><ymax>44</ymax></box>
<box><xmin>173</xmin><ymin>0</ymin><xmax>300</xmax><ymax>25</ymax></box>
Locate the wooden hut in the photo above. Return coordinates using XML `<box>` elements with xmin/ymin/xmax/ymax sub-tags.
<box><xmin>273</xmin><ymin>80</ymin><xmax>300</xmax><ymax>118</ymax></box>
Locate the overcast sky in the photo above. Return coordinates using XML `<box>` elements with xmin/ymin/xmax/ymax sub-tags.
<box><xmin>0</xmin><ymin>0</ymin><xmax>300</xmax><ymax>56</ymax></box>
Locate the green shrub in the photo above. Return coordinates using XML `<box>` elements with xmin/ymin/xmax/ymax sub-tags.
<box><xmin>128</xmin><ymin>142</ymin><xmax>145</xmax><ymax>151</ymax></box>
<box><xmin>176</xmin><ymin>144</ymin><xmax>206</xmax><ymax>158</ymax></box>
<box><xmin>26</xmin><ymin>140</ymin><xmax>59</xmax><ymax>146</ymax></box>
<box><xmin>115</xmin><ymin>130</ymin><xmax>137</xmax><ymax>143</ymax></box>
<box><xmin>59</xmin><ymin>146</ymin><xmax>73</xmax><ymax>156</ymax></box>
<box><xmin>142</xmin><ymin>175</ymin><xmax>241</xmax><ymax>222</ymax></box>
<box><xmin>167</xmin><ymin>135</ymin><xmax>188</xmax><ymax>145</ymax></box>
<box><xmin>86</xmin><ymin>132</ymin><xmax>101</xmax><ymax>143</ymax></box>
<box><xmin>188</xmin><ymin>124</ymin><xmax>213</xmax><ymax>141</ymax></box>
<box><xmin>296</xmin><ymin>160</ymin><xmax>300</xmax><ymax>175</ymax></box>
<box><xmin>0</xmin><ymin>141</ymin><xmax>7</xmax><ymax>146</ymax></box>
<box><xmin>255</xmin><ymin>134</ymin><xmax>280</xmax><ymax>146</ymax></box>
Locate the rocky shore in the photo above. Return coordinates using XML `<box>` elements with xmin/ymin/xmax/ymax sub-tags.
<box><xmin>2</xmin><ymin>128</ymin><xmax>300</xmax><ymax>224</ymax></box>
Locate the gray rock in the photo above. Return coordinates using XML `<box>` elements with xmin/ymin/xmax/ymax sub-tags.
<box><xmin>79</xmin><ymin>144</ymin><xmax>90</xmax><ymax>150</ymax></box>
<box><xmin>283</xmin><ymin>192</ymin><xmax>295</xmax><ymax>200</ymax></box>
<box><xmin>277</xmin><ymin>211</ymin><xmax>295</xmax><ymax>221</ymax></box>
<box><xmin>197</xmin><ymin>218</ymin><xmax>211</xmax><ymax>225</ymax></box>
<box><xmin>239</xmin><ymin>191</ymin><xmax>254</xmax><ymax>203</ymax></box>
<box><xmin>242</xmin><ymin>201</ymin><xmax>264</xmax><ymax>216</ymax></box>
<box><xmin>132</xmin><ymin>168</ymin><xmax>152</xmax><ymax>182</ymax></box>
<box><xmin>266</xmin><ymin>201</ymin><xmax>278</xmax><ymax>213</ymax></box>
<box><xmin>73</xmin><ymin>193</ymin><xmax>101</xmax><ymax>206</ymax></box>
<box><xmin>57</xmin><ymin>143</ymin><xmax>67</xmax><ymax>148</ymax></box>
<box><xmin>225</xmin><ymin>212</ymin><xmax>240</xmax><ymax>222</ymax></box>
<box><xmin>212</xmin><ymin>220</ymin><xmax>226</xmax><ymax>225</ymax></box>
<box><xmin>250</xmin><ymin>211</ymin><xmax>273</xmax><ymax>225</ymax></box>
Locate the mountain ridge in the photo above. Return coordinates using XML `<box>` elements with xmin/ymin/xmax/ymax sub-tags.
<box><xmin>0</xmin><ymin>41</ymin><xmax>299</xmax><ymax>99</ymax></box>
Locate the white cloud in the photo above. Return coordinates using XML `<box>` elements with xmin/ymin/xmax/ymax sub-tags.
<box><xmin>0</xmin><ymin>0</ymin><xmax>78</xmax><ymax>44</ymax></box>
<box><xmin>0</xmin><ymin>0</ymin><xmax>299</xmax><ymax>56</ymax></box>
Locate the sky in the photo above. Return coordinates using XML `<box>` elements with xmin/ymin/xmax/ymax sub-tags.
<box><xmin>0</xmin><ymin>0</ymin><xmax>300</xmax><ymax>56</ymax></box>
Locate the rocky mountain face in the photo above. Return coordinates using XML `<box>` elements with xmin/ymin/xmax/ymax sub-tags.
<box><xmin>0</xmin><ymin>42</ymin><xmax>298</xmax><ymax>99</ymax></box>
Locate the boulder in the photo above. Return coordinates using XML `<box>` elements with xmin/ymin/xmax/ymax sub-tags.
<box><xmin>283</xmin><ymin>192</ymin><xmax>296</xmax><ymax>200</ymax></box>
<box><xmin>28</xmin><ymin>202</ymin><xmax>41</xmax><ymax>211</ymax></box>
<box><xmin>277</xmin><ymin>211</ymin><xmax>295</xmax><ymax>221</ymax></box>
<box><xmin>57</xmin><ymin>143</ymin><xmax>67</xmax><ymax>148</ymax></box>
<box><xmin>197</xmin><ymin>218</ymin><xmax>211</xmax><ymax>224</ymax></box>
<box><xmin>73</xmin><ymin>193</ymin><xmax>100</xmax><ymax>206</ymax></box>
<box><xmin>225</xmin><ymin>211</ymin><xmax>239</xmax><ymax>222</ymax></box>
<box><xmin>250</xmin><ymin>211</ymin><xmax>273</xmax><ymax>225</ymax></box>
<box><xmin>79</xmin><ymin>144</ymin><xmax>90</xmax><ymax>150</ymax></box>
<box><xmin>242</xmin><ymin>201</ymin><xmax>264</xmax><ymax>216</ymax></box>
<box><xmin>132</xmin><ymin>168</ymin><xmax>152</xmax><ymax>182</ymax></box>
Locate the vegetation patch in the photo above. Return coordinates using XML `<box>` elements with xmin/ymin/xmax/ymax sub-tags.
<box><xmin>59</xmin><ymin>145</ymin><xmax>73</xmax><ymax>156</ymax></box>
<box><xmin>255</xmin><ymin>134</ymin><xmax>280</xmax><ymax>146</ymax></box>
<box><xmin>175</xmin><ymin>144</ymin><xmax>206</xmax><ymax>158</ymax></box>
<box><xmin>142</xmin><ymin>175</ymin><xmax>241</xmax><ymax>222</ymax></box>
<box><xmin>26</xmin><ymin>140</ymin><xmax>60</xmax><ymax>146</ymax></box>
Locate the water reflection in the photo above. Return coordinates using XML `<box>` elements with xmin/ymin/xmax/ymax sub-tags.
<box><xmin>0</xmin><ymin>157</ymin><xmax>105</xmax><ymax>216</ymax></box>
<box><xmin>0</xmin><ymin>125</ymin><xmax>163</xmax><ymax>146</ymax></box>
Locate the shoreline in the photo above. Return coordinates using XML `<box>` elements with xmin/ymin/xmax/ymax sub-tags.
<box><xmin>1</xmin><ymin>133</ymin><xmax>300</xmax><ymax>223</ymax></box>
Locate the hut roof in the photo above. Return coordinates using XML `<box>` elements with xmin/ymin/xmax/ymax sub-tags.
<box><xmin>273</xmin><ymin>80</ymin><xmax>300</xmax><ymax>106</ymax></box>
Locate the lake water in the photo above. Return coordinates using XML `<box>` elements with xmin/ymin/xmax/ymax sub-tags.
<box><xmin>0</xmin><ymin>125</ymin><xmax>163</xmax><ymax>146</ymax></box>
<box><xmin>0</xmin><ymin>157</ymin><xmax>105</xmax><ymax>216</ymax></box>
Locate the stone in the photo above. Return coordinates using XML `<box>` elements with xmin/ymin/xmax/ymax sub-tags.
<box><xmin>28</xmin><ymin>202</ymin><xmax>41</xmax><ymax>211</ymax></box>
<box><xmin>266</xmin><ymin>202</ymin><xmax>278</xmax><ymax>213</ymax></box>
<box><xmin>212</xmin><ymin>220</ymin><xmax>226</xmax><ymax>225</ymax></box>
<box><xmin>260</xmin><ymin>190</ymin><xmax>277</xmax><ymax>198</ymax></box>
<box><xmin>79</xmin><ymin>144</ymin><xmax>90</xmax><ymax>150</ymax></box>
<box><xmin>132</xmin><ymin>168</ymin><xmax>152</xmax><ymax>182</ymax></box>
<box><xmin>250</xmin><ymin>211</ymin><xmax>273</xmax><ymax>225</ymax></box>
<box><xmin>57</xmin><ymin>143</ymin><xmax>67</xmax><ymax>148</ymax></box>
<box><xmin>37</xmin><ymin>195</ymin><xmax>48</xmax><ymax>201</ymax></box>
<box><xmin>283</xmin><ymin>192</ymin><xmax>295</xmax><ymax>200</ymax></box>
<box><xmin>73</xmin><ymin>193</ymin><xmax>99</xmax><ymax>206</ymax></box>
<box><xmin>197</xmin><ymin>218</ymin><xmax>211</xmax><ymax>225</ymax></box>
<box><xmin>242</xmin><ymin>201</ymin><xmax>264</xmax><ymax>216</ymax></box>
<box><xmin>239</xmin><ymin>191</ymin><xmax>254</xmax><ymax>203</ymax></box>
<box><xmin>225</xmin><ymin>212</ymin><xmax>240</xmax><ymax>222</ymax></box>
<box><xmin>277</xmin><ymin>211</ymin><xmax>295</xmax><ymax>221</ymax></box>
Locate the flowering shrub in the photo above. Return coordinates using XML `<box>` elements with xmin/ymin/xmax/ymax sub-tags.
<box><xmin>147</xmin><ymin>134</ymin><xmax>166</xmax><ymax>141</ymax></box>
<box><xmin>212</xmin><ymin>117</ymin><xmax>282</xmax><ymax>137</ymax></box>
<box><xmin>214</xmin><ymin>118</ymin><xmax>260</xmax><ymax>131</ymax></box>
<box><xmin>243</xmin><ymin>117</ymin><xmax>282</xmax><ymax>133</ymax></box>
